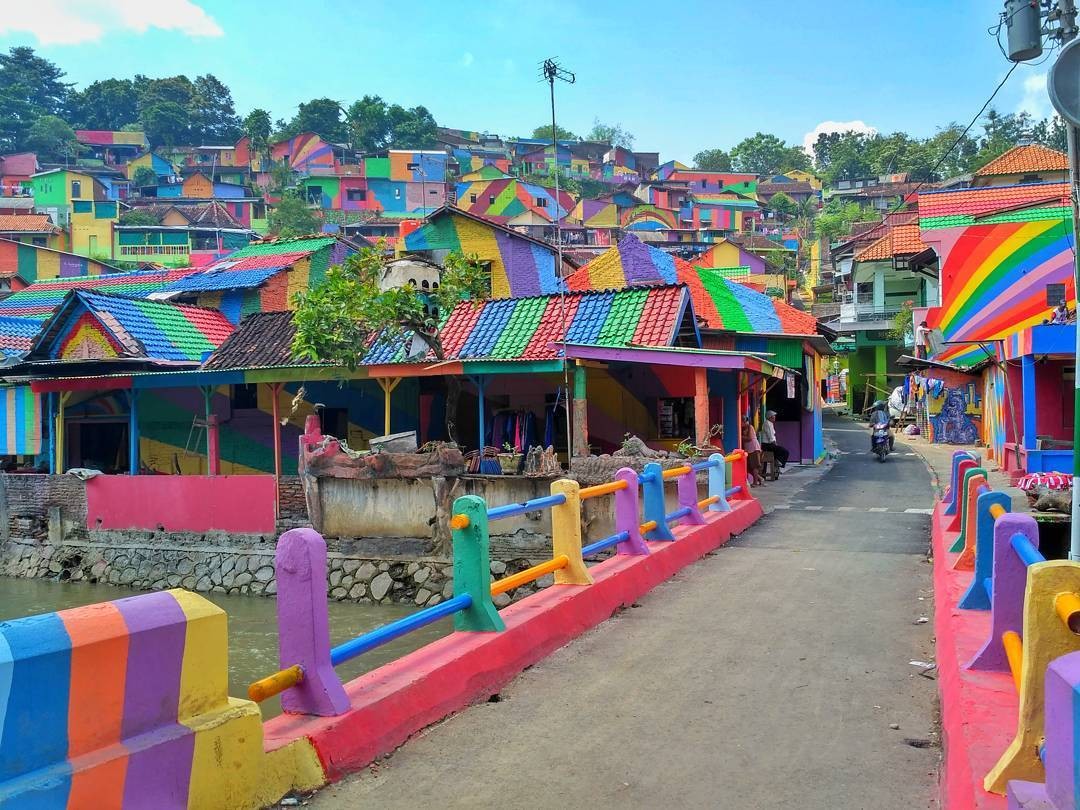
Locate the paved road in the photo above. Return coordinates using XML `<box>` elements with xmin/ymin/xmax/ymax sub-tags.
<box><xmin>312</xmin><ymin>414</ymin><xmax>939</xmax><ymax>809</ymax></box>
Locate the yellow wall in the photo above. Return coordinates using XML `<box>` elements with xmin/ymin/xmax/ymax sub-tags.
<box><xmin>70</xmin><ymin>210</ymin><xmax>115</xmax><ymax>259</ymax></box>
<box><xmin>183</xmin><ymin>174</ymin><xmax>213</xmax><ymax>198</ymax></box>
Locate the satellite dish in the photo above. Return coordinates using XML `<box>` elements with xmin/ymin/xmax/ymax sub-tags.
<box><xmin>1049</xmin><ymin>38</ymin><xmax>1080</xmax><ymax>127</ymax></box>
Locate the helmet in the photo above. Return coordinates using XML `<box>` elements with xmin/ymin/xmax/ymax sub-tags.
<box><xmin>872</xmin><ymin>400</ymin><xmax>886</xmax><ymax>409</ymax></box>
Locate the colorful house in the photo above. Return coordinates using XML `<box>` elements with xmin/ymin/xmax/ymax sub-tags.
<box><xmin>0</xmin><ymin>214</ymin><xmax>65</xmax><ymax>250</ymax></box>
<box><xmin>402</xmin><ymin>207</ymin><xmax>570</xmax><ymax>299</ymax></box>
<box><xmin>970</xmin><ymin>143</ymin><xmax>1069</xmax><ymax>188</ymax></box>
<box><xmin>271</xmin><ymin>132</ymin><xmax>343</xmax><ymax>174</ymax></box>
<box><xmin>915</xmin><ymin>173</ymin><xmax>1075</xmax><ymax>473</ymax></box>
<box><xmin>454</xmin><ymin>174</ymin><xmax>574</xmax><ymax>237</ymax></box>
<box><xmin>74</xmin><ymin>130</ymin><xmax>148</xmax><ymax>167</ymax></box>
<box><xmin>30</xmin><ymin>168</ymin><xmax>119</xmax><ymax>259</ymax></box>
<box><xmin>0</xmin><ymin>152</ymin><xmax>38</xmax><ymax>197</ymax></box>
<box><xmin>0</xmin><ymin>239</ymin><xmax>121</xmax><ymax>293</ymax></box>
<box><xmin>654</xmin><ymin>161</ymin><xmax>758</xmax><ymax>197</ymax></box>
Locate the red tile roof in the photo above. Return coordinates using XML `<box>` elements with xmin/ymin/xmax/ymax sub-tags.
<box><xmin>855</xmin><ymin>223</ymin><xmax>928</xmax><ymax>261</ymax></box>
<box><xmin>917</xmin><ymin>182</ymin><xmax>1070</xmax><ymax>220</ymax></box>
<box><xmin>974</xmin><ymin>144</ymin><xmax>1069</xmax><ymax>176</ymax></box>
<box><xmin>0</xmin><ymin>214</ymin><xmax>56</xmax><ymax>233</ymax></box>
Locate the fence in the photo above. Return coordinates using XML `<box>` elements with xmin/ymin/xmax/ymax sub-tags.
<box><xmin>945</xmin><ymin>449</ymin><xmax>1080</xmax><ymax>800</ymax></box>
<box><xmin>247</xmin><ymin>451</ymin><xmax>750</xmax><ymax>713</ymax></box>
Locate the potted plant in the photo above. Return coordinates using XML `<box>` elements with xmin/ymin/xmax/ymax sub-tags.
<box><xmin>497</xmin><ymin>442</ymin><xmax>523</xmax><ymax>474</ymax></box>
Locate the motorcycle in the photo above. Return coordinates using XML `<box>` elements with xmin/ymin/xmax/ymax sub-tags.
<box><xmin>872</xmin><ymin>423</ymin><xmax>891</xmax><ymax>462</ymax></box>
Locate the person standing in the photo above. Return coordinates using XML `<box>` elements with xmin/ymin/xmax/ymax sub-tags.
<box><xmin>914</xmin><ymin>320</ymin><xmax>931</xmax><ymax>359</ymax></box>
<box><xmin>742</xmin><ymin>416</ymin><xmax>765</xmax><ymax>486</ymax></box>
<box><xmin>759</xmin><ymin>410</ymin><xmax>789</xmax><ymax>468</ymax></box>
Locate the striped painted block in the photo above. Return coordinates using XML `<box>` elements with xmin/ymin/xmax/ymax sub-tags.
<box><xmin>0</xmin><ymin>385</ymin><xmax>40</xmax><ymax>455</ymax></box>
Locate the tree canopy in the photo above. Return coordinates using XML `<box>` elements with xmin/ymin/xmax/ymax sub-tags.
<box><xmin>531</xmin><ymin>124</ymin><xmax>577</xmax><ymax>141</ymax></box>
<box><xmin>729</xmin><ymin>132</ymin><xmax>811</xmax><ymax>174</ymax></box>
<box><xmin>25</xmin><ymin>116</ymin><xmax>79</xmax><ymax>161</ymax></box>
<box><xmin>268</xmin><ymin>191</ymin><xmax>321</xmax><ymax>238</ymax></box>
<box><xmin>586</xmin><ymin>119</ymin><xmax>634</xmax><ymax>149</ymax></box>
<box><xmin>693</xmin><ymin>148</ymin><xmax>733</xmax><ymax>172</ymax></box>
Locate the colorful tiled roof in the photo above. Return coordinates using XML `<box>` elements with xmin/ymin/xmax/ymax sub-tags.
<box><xmin>566</xmin><ymin>235</ymin><xmax>818</xmax><ymax>336</ymax></box>
<box><xmin>362</xmin><ymin>285</ymin><xmax>691</xmax><ymax>365</ymax></box>
<box><xmin>854</xmin><ymin>224</ymin><xmax>928</xmax><ymax>261</ymax></box>
<box><xmin>39</xmin><ymin>290</ymin><xmax>234</xmax><ymax>363</ymax></box>
<box><xmin>918</xmin><ymin>182</ymin><xmax>1070</xmax><ymax>228</ymax></box>
<box><xmin>0</xmin><ymin>214</ymin><xmax>56</xmax><ymax>233</ymax></box>
<box><xmin>0</xmin><ymin>316</ymin><xmax>41</xmax><ymax>358</ymax></box>
<box><xmin>974</xmin><ymin>144</ymin><xmax>1069</xmax><ymax>177</ymax></box>
<box><xmin>0</xmin><ymin>267</ymin><xmax>199</xmax><ymax>319</ymax></box>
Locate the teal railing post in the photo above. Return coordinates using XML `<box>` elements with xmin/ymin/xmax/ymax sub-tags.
<box><xmin>707</xmin><ymin>453</ymin><xmax>730</xmax><ymax>512</ymax></box>
<box><xmin>641</xmin><ymin>461</ymin><xmax>675</xmax><ymax>541</ymax></box>
<box><xmin>451</xmin><ymin>495</ymin><xmax>505</xmax><ymax>632</ymax></box>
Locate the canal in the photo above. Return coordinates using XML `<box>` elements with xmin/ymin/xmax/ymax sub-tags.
<box><xmin>0</xmin><ymin>576</ymin><xmax>451</xmax><ymax>719</ymax></box>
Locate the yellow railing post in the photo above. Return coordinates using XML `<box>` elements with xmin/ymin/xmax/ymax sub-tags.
<box><xmin>549</xmin><ymin>479</ymin><xmax>593</xmax><ymax>586</ymax></box>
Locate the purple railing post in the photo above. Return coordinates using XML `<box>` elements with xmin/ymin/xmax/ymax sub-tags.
<box><xmin>958</xmin><ymin>491</ymin><xmax>1010</xmax><ymax>610</ymax></box>
<box><xmin>944</xmin><ymin>450</ymin><xmax>979</xmax><ymax>515</ymax></box>
<box><xmin>275</xmin><ymin>528</ymin><xmax>350</xmax><ymax>716</ymax></box>
<box><xmin>613</xmin><ymin>467</ymin><xmax>649</xmax><ymax>556</ymax></box>
<box><xmin>676</xmin><ymin>466</ymin><xmax>706</xmax><ymax>525</ymax></box>
<box><xmin>967</xmin><ymin>513</ymin><xmax>1040</xmax><ymax>672</ymax></box>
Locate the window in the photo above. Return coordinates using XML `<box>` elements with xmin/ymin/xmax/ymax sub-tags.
<box><xmin>230</xmin><ymin>384</ymin><xmax>259</xmax><ymax>409</ymax></box>
<box><xmin>1020</xmin><ymin>174</ymin><xmax>1041</xmax><ymax>184</ymax></box>
<box><xmin>1047</xmin><ymin>283</ymin><xmax>1067</xmax><ymax>306</ymax></box>
<box><xmin>407</xmin><ymin>162</ymin><xmax>420</xmax><ymax>171</ymax></box>
<box><xmin>469</xmin><ymin>193</ymin><xmax>477</xmax><ymax>203</ymax></box>
<box><xmin>657</xmin><ymin>397</ymin><xmax>695</xmax><ymax>439</ymax></box>
<box><xmin>536</xmin><ymin>197</ymin><xmax>548</xmax><ymax>207</ymax></box>
<box><xmin>31</xmin><ymin>237</ymin><xmax>46</xmax><ymax>247</ymax></box>
<box><xmin>346</xmin><ymin>189</ymin><xmax>367</xmax><ymax>202</ymax></box>
<box><xmin>489</xmin><ymin>195</ymin><xmax>496</xmax><ymax>205</ymax></box>
<box><xmin>394</xmin><ymin>188</ymin><xmax>401</xmax><ymax>199</ymax></box>
<box><xmin>70</xmin><ymin>180</ymin><xmax>82</xmax><ymax>198</ymax></box>
<box><xmin>856</xmin><ymin>282</ymin><xmax>874</xmax><ymax>304</ymax></box>
<box><xmin>306</xmin><ymin>186</ymin><xmax>322</xmax><ymax>204</ymax></box>
<box><xmin>429</xmin><ymin>188</ymin><xmax>438</xmax><ymax>195</ymax></box>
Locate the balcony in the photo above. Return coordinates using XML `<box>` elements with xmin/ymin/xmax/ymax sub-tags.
<box><xmin>117</xmin><ymin>244</ymin><xmax>190</xmax><ymax>257</ymax></box>
<box><xmin>838</xmin><ymin>300</ymin><xmax>901</xmax><ymax>327</ymax></box>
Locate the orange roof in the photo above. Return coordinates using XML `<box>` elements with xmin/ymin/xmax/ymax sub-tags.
<box><xmin>854</xmin><ymin>223</ymin><xmax>927</xmax><ymax>262</ymax></box>
<box><xmin>0</xmin><ymin>214</ymin><xmax>56</xmax><ymax>233</ymax></box>
<box><xmin>974</xmin><ymin>144</ymin><xmax>1068</xmax><ymax>177</ymax></box>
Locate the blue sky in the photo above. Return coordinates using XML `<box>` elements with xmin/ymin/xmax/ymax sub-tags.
<box><xmin>1</xmin><ymin>0</ymin><xmax>1058</xmax><ymax>161</ymax></box>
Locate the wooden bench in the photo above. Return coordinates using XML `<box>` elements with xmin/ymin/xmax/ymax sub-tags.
<box><xmin>761</xmin><ymin>450</ymin><xmax>781</xmax><ymax>481</ymax></box>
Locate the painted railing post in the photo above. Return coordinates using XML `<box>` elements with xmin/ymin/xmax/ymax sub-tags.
<box><xmin>451</xmin><ymin>495</ymin><xmax>505</xmax><ymax>632</ymax></box>
<box><xmin>944</xmin><ymin>450</ymin><xmax>979</xmax><ymax>515</ymax></box>
<box><xmin>676</xmin><ymin>467</ymin><xmax>706</xmax><ymax>525</ymax></box>
<box><xmin>968</xmin><ymin>513</ymin><xmax>1042</xmax><ymax>672</ymax></box>
<box><xmin>950</xmin><ymin>467</ymin><xmax>987</xmax><ymax>553</ymax></box>
<box><xmin>953</xmin><ymin>476</ymin><xmax>990</xmax><ymax>569</ymax></box>
<box><xmin>613</xmin><ymin>467</ymin><xmax>650</xmax><ymax>555</ymax></box>
<box><xmin>707</xmin><ymin>453</ymin><xmax>731</xmax><ymax>512</ymax></box>
<box><xmin>641</xmin><ymin>462</ymin><xmax>675</xmax><ymax>541</ymax></box>
<box><xmin>729</xmin><ymin>450</ymin><xmax>750</xmax><ymax>500</ymax></box>
<box><xmin>947</xmin><ymin>457</ymin><xmax>980</xmax><ymax>531</ymax></box>
<box><xmin>958</xmin><ymin>491</ymin><xmax>1010</xmax><ymax>610</ymax></box>
<box><xmin>549</xmin><ymin>479</ymin><xmax>593</xmax><ymax>585</ymax></box>
<box><xmin>274</xmin><ymin>528</ymin><xmax>350</xmax><ymax>716</ymax></box>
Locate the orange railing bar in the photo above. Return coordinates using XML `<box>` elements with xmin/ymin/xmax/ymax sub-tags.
<box><xmin>248</xmin><ymin>664</ymin><xmax>304</xmax><ymax>703</ymax></box>
<box><xmin>449</xmin><ymin>514</ymin><xmax>470</xmax><ymax>530</ymax></box>
<box><xmin>579</xmin><ymin>479</ymin><xmax>629</xmax><ymax>499</ymax></box>
<box><xmin>661</xmin><ymin>465</ymin><xmax>692</xmax><ymax>480</ymax></box>
<box><xmin>1056</xmin><ymin>592</ymin><xmax>1080</xmax><ymax>634</ymax></box>
<box><xmin>640</xmin><ymin>519</ymin><xmax>658</xmax><ymax>533</ymax></box>
<box><xmin>1002</xmin><ymin>630</ymin><xmax>1023</xmax><ymax>693</ymax></box>
<box><xmin>490</xmin><ymin>555</ymin><xmax>569</xmax><ymax>596</ymax></box>
<box><xmin>698</xmin><ymin>495</ymin><xmax>719</xmax><ymax>510</ymax></box>
<box><xmin>989</xmin><ymin>503</ymin><xmax>1007</xmax><ymax>520</ymax></box>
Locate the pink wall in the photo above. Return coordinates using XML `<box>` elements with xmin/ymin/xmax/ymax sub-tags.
<box><xmin>1036</xmin><ymin>359</ymin><xmax>1073</xmax><ymax>440</ymax></box>
<box><xmin>86</xmin><ymin>475</ymin><xmax>277</xmax><ymax>533</ymax></box>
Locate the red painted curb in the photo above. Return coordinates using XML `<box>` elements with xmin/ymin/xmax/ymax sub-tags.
<box><xmin>931</xmin><ymin>501</ymin><xmax>1013</xmax><ymax>810</ymax></box>
<box><xmin>264</xmin><ymin>498</ymin><xmax>763</xmax><ymax>780</ymax></box>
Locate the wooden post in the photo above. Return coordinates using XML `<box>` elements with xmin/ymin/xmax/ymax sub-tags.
<box><xmin>693</xmin><ymin>367</ymin><xmax>709</xmax><ymax>448</ymax></box>
<box><xmin>377</xmin><ymin>377</ymin><xmax>401</xmax><ymax>437</ymax></box>
<box><xmin>572</xmin><ymin>362</ymin><xmax>589</xmax><ymax>457</ymax></box>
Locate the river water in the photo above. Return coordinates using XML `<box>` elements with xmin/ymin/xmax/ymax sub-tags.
<box><xmin>0</xmin><ymin>576</ymin><xmax>451</xmax><ymax>719</ymax></box>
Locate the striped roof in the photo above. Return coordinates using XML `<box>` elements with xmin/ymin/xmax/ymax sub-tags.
<box><xmin>33</xmin><ymin>290</ymin><xmax>234</xmax><ymax>363</ymax></box>
<box><xmin>0</xmin><ymin>267</ymin><xmax>199</xmax><ymax>319</ymax></box>
<box><xmin>918</xmin><ymin>182</ymin><xmax>1070</xmax><ymax>229</ymax></box>
<box><xmin>0</xmin><ymin>316</ymin><xmax>40</xmax><ymax>358</ymax></box>
<box><xmin>362</xmin><ymin>285</ymin><xmax>692</xmax><ymax>365</ymax></box>
<box><xmin>566</xmin><ymin>235</ymin><xmax>818</xmax><ymax>336</ymax></box>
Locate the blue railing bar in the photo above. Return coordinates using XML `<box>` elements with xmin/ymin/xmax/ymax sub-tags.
<box><xmin>724</xmin><ymin>485</ymin><xmax>742</xmax><ymax>498</ymax></box>
<box><xmin>487</xmin><ymin>493</ymin><xmax>566</xmax><ymax>522</ymax></box>
<box><xmin>666</xmin><ymin>506</ymin><xmax>692</xmax><ymax>522</ymax></box>
<box><xmin>330</xmin><ymin>593</ymin><xmax>473</xmax><ymax>666</ymax></box>
<box><xmin>581</xmin><ymin>531</ymin><xmax>631</xmax><ymax>557</ymax></box>
<box><xmin>1011</xmin><ymin>533</ymin><xmax>1046</xmax><ymax>568</ymax></box>
<box><xmin>983</xmin><ymin>577</ymin><xmax>993</xmax><ymax>602</ymax></box>
<box><xmin>692</xmin><ymin>459</ymin><xmax>719</xmax><ymax>472</ymax></box>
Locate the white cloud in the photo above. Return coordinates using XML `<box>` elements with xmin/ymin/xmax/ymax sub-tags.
<box><xmin>1017</xmin><ymin>72</ymin><xmax>1049</xmax><ymax>118</ymax></box>
<box><xmin>461</xmin><ymin>52</ymin><xmax>474</xmax><ymax>68</ymax></box>
<box><xmin>802</xmin><ymin>119</ymin><xmax>878</xmax><ymax>155</ymax></box>
<box><xmin>1</xmin><ymin>0</ymin><xmax>223</xmax><ymax>45</ymax></box>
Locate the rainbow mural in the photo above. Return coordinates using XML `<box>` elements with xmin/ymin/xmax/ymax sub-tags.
<box><xmin>919</xmin><ymin>183</ymin><xmax>1075</xmax><ymax>365</ymax></box>
<box><xmin>0</xmin><ymin>384</ymin><xmax>41</xmax><ymax>454</ymax></box>
<box><xmin>271</xmin><ymin>133</ymin><xmax>336</xmax><ymax>173</ymax></box>
<box><xmin>621</xmin><ymin>205</ymin><xmax>678</xmax><ymax>232</ymax></box>
<box><xmin>403</xmin><ymin>210</ymin><xmax>563</xmax><ymax>298</ymax></box>
<box><xmin>453</xmin><ymin>178</ymin><xmax>573</xmax><ymax>224</ymax></box>
<box><xmin>0</xmin><ymin>241</ymin><xmax>117</xmax><ymax>286</ymax></box>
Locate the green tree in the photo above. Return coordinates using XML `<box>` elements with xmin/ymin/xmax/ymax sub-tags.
<box><xmin>730</xmin><ymin>132</ymin><xmax>811</xmax><ymax>174</ymax></box>
<box><xmin>140</xmin><ymin>101</ymin><xmax>190</xmax><ymax>148</ymax></box>
<box><xmin>132</xmin><ymin>166</ymin><xmax>159</xmax><ymax>189</ymax></box>
<box><xmin>119</xmin><ymin>209</ymin><xmax>161</xmax><ymax>225</ymax></box>
<box><xmin>767</xmin><ymin>191</ymin><xmax>798</xmax><ymax>218</ymax></box>
<box><xmin>242</xmin><ymin>108</ymin><xmax>272</xmax><ymax>152</ymax></box>
<box><xmin>279</xmin><ymin>98</ymin><xmax>348</xmax><ymax>144</ymax></box>
<box><xmin>268</xmin><ymin>191</ymin><xmax>320</xmax><ymax>238</ymax></box>
<box><xmin>813</xmin><ymin>130</ymin><xmax>874</xmax><ymax>182</ymax></box>
<box><xmin>586</xmin><ymin>119</ymin><xmax>634</xmax><ymax>149</ymax></box>
<box><xmin>25</xmin><ymin>115</ymin><xmax>79</xmax><ymax>161</ymax></box>
<box><xmin>0</xmin><ymin>47</ymin><xmax>71</xmax><ymax>150</ymax></box>
<box><xmin>68</xmin><ymin>78</ymin><xmax>139</xmax><ymax>131</ymax></box>
<box><xmin>531</xmin><ymin>123</ymin><xmax>576</xmax><ymax>141</ymax></box>
<box><xmin>1032</xmin><ymin>114</ymin><xmax>1068</xmax><ymax>152</ymax></box>
<box><xmin>190</xmin><ymin>74</ymin><xmax>241</xmax><ymax>143</ymax></box>
<box><xmin>693</xmin><ymin>148</ymin><xmax>733</xmax><ymax>172</ymax></box>
<box><xmin>816</xmin><ymin>199</ymin><xmax>863</xmax><ymax>243</ymax></box>
<box><xmin>292</xmin><ymin>248</ymin><xmax>488</xmax><ymax>447</ymax></box>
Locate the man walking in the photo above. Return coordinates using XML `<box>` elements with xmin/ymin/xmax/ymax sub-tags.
<box><xmin>759</xmin><ymin>410</ymin><xmax>789</xmax><ymax>468</ymax></box>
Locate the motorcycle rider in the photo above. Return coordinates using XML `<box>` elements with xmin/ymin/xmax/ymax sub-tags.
<box><xmin>868</xmin><ymin>399</ymin><xmax>895</xmax><ymax>453</ymax></box>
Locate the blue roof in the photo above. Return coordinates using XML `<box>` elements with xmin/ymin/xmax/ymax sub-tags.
<box><xmin>158</xmin><ymin>265</ymin><xmax>284</xmax><ymax>293</ymax></box>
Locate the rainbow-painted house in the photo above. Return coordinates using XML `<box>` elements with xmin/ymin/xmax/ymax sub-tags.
<box><xmin>566</xmin><ymin>235</ymin><xmax>830</xmax><ymax>462</ymax></box>
<box><xmin>915</xmin><ymin>149</ymin><xmax>1076</xmax><ymax>475</ymax></box>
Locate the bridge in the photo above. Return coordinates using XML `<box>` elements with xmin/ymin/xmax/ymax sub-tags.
<box><xmin>1</xmin><ymin>417</ymin><xmax>962</xmax><ymax>809</ymax></box>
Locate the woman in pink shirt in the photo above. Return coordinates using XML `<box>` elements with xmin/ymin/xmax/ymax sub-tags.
<box><xmin>741</xmin><ymin>416</ymin><xmax>765</xmax><ymax>486</ymax></box>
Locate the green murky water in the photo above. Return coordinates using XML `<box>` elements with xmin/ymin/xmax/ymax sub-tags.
<box><xmin>0</xmin><ymin>576</ymin><xmax>451</xmax><ymax>718</ymax></box>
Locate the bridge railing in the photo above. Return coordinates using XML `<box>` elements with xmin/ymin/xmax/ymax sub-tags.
<box><xmin>247</xmin><ymin>450</ymin><xmax>750</xmax><ymax>715</ymax></box>
<box><xmin>943</xmin><ymin>449</ymin><xmax>1080</xmax><ymax>797</ymax></box>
